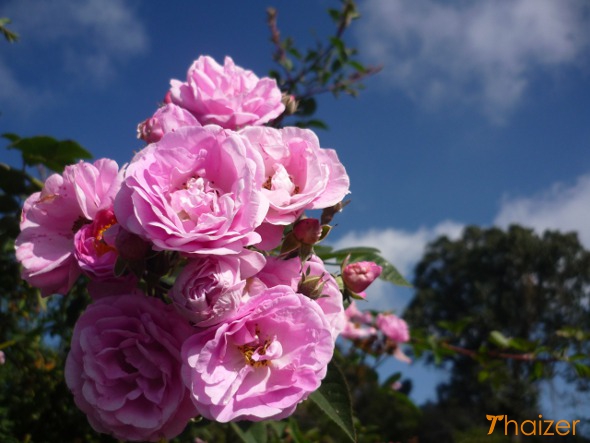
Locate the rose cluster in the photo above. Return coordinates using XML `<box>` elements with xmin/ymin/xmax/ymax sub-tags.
<box><xmin>13</xmin><ymin>55</ymin><xmax>394</xmax><ymax>441</ymax></box>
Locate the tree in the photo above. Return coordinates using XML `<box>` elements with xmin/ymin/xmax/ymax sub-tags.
<box><xmin>404</xmin><ymin>225</ymin><xmax>590</xmax><ymax>438</ymax></box>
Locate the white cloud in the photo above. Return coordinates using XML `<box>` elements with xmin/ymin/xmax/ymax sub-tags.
<box><xmin>494</xmin><ymin>174</ymin><xmax>590</xmax><ymax>247</ymax></box>
<box><xmin>355</xmin><ymin>0</ymin><xmax>590</xmax><ymax>122</ymax></box>
<box><xmin>331</xmin><ymin>220</ymin><xmax>464</xmax><ymax>312</ymax></box>
<box><xmin>3</xmin><ymin>0</ymin><xmax>148</xmax><ymax>104</ymax></box>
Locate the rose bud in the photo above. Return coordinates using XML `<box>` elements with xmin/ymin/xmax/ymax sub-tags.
<box><xmin>342</xmin><ymin>261</ymin><xmax>383</xmax><ymax>294</ymax></box>
<box><xmin>293</xmin><ymin>218</ymin><xmax>322</xmax><ymax>245</ymax></box>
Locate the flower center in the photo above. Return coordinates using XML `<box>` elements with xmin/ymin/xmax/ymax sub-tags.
<box><xmin>92</xmin><ymin>210</ymin><xmax>118</xmax><ymax>256</ymax></box>
<box><xmin>237</xmin><ymin>325</ymin><xmax>281</xmax><ymax>368</ymax></box>
<box><xmin>171</xmin><ymin>176</ymin><xmax>222</xmax><ymax>223</ymax></box>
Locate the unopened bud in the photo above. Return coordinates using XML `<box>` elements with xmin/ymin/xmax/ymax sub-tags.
<box><xmin>298</xmin><ymin>274</ymin><xmax>326</xmax><ymax>300</ymax></box>
<box><xmin>293</xmin><ymin>218</ymin><xmax>322</xmax><ymax>245</ymax></box>
<box><xmin>342</xmin><ymin>261</ymin><xmax>382</xmax><ymax>294</ymax></box>
<box><xmin>282</xmin><ymin>93</ymin><xmax>298</xmax><ymax>115</ymax></box>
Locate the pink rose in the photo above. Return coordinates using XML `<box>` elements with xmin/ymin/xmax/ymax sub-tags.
<box><xmin>341</xmin><ymin>302</ymin><xmax>378</xmax><ymax>340</ymax></box>
<box><xmin>376</xmin><ymin>313</ymin><xmax>410</xmax><ymax>343</ymax></box>
<box><xmin>16</xmin><ymin>159</ymin><xmax>123</xmax><ymax>296</ymax></box>
<box><xmin>249</xmin><ymin>255</ymin><xmax>345</xmax><ymax>340</ymax></box>
<box><xmin>170</xmin><ymin>250</ymin><xmax>265</xmax><ymax>327</ymax></box>
<box><xmin>73</xmin><ymin>208</ymin><xmax>118</xmax><ymax>280</ymax></box>
<box><xmin>137</xmin><ymin>103</ymin><xmax>201</xmax><ymax>144</ymax></box>
<box><xmin>342</xmin><ymin>261</ymin><xmax>383</xmax><ymax>295</ymax></box>
<box><xmin>240</xmin><ymin>126</ymin><xmax>350</xmax><ymax>225</ymax></box>
<box><xmin>170</xmin><ymin>55</ymin><xmax>284</xmax><ymax>129</ymax></box>
<box><xmin>115</xmin><ymin>125</ymin><xmax>269</xmax><ymax>255</ymax></box>
<box><xmin>65</xmin><ymin>294</ymin><xmax>197</xmax><ymax>441</ymax></box>
<box><xmin>182</xmin><ymin>286</ymin><xmax>334</xmax><ymax>422</ymax></box>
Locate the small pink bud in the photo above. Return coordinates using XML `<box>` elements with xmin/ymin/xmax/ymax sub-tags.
<box><xmin>282</xmin><ymin>93</ymin><xmax>298</xmax><ymax>115</ymax></box>
<box><xmin>342</xmin><ymin>261</ymin><xmax>382</xmax><ymax>293</ymax></box>
<box><xmin>293</xmin><ymin>218</ymin><xmax>322</xmax><ymax>245</ymax></box>
<box><xmin>163</xmin><ymin>91</ymin><xmax>172</xmax><ymax>104</ymax></box>
<box><xmin>137</xmin><ymin>117</ymin><xmax>163</xmax><ymax>144</ymax></box>
<box><xmin>376</xmin><ymin>313</ymin><xmax>410</xmax><ymax>343</ymax></box>
<box><xmin>0</xmin><ymin>350</ymin><xmax>5</xmax><ymax>365</ymax></box>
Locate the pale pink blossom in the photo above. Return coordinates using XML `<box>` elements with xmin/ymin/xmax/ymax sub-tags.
<box><xmin>182</xmin><ymin>286</ymin><xmax>334</xmax><ymax>422</ymax></box>
<box><xmin>376</xmin><ymin>313</ymin><xmax>410</xmax><ymax>343</ymax></box>
<box><xmin>16</xmin><ymin>159</ymin><xmax>123</xmax><ymax>296</ymax></box>
<box><xmin>341</xmin><ymin>302</ymin><xmax>378</xmax><ymax>340</ymax></box>
<box><xmin>170</xmin><ymin>250</ymin><xmax>265</xmax><ymax>327</ymax></box>
<box><xmin>249</xmin><ymin>255</ymin><xmax>345</xmax><ymax>340</ymax></box>
<box><xmin>342</xmin><ymin>261</ymin><xmax>382</xmax><ymax>295</ymax></box>
<box><xmin>137</xmin><ymin>103</ymin><xmax>200</xmax><ymax>144</ymax></box>
<box><xmin>115</xmin><ymin>125</ymin><xmax>269</xmax><ymax>255</ymax></box>
<box><xmin>65</xmin><ymin>294</ymin><xmax>197</xmax><ymax>441</ymax></box>
<box><xmin>170</xmin><ymin>55</ymin><xmax>284</xmax><ymax>129</ymax></box>
<box><xmin>241</xmin><ymin>126</ymin><xmax>350</xmax><ymax>225</ymax></box>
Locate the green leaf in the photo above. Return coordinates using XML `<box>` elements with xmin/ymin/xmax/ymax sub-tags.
<box><xmin>0</xmin><ymin>18</ymin><xmax>19</xmax><ymax>43</ymax></box>
<box><xmin>328</xmin><ymin>8</ymin><xmax>341</xmax><ymax>23</ymax></box>
<box><xmin>230</xmin><ymin>423</ymin><xmax>260</xmax><ymax>443</ymax></box>
<box><xmin>309</xmin><ymin>361</ymin><xmax>356</xmax><ymax>442</ymax></box>
<box><xmin>286</xmin><ymin>417</ymin><xmax>311</xmax><ymax>443</ymax></box>
<box><xmin>2</xmin><ymin>132</ymin><xmax>21</xmax><ymax>143</ymax></box>
<box><xmin>295</xmin><ymin>119</ymin><xmax>329</xmax><ymax>130</ymax></box>
<box><xmin>489</xmin><ymin>330</ymin><xmax>511</xmax><ymax>349</ymax></box>
<box><xmin>573</xmin><ymin>362</ymin><xmax>590</xmax><ymax>378</ymax></box>
<box><xmin>7</xmin><ymin>136</ymin><xmax>92</xmax><ymax>172</ymax></box>
<box><xmin>347</xmin><ymin>60</ymin><xmax>367</xmax><ymax>73</ymax></box>
<box><xmin>297</xmin><ymin>97</ymin><xmax>317</xmax><ymax>117</ymax></box>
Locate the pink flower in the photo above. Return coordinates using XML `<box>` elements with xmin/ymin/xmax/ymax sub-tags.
<box><xmin>73</xmin><ymin>209</ymin><xmax>118</xmax><ymax>280</ymax></box>
<box><xmin>249</xmin><ymin>255</ymin><xmax>345</xmax><ymax>340</ymax></box>
<box><xmin>16</xmin><ymin>159</ymin><xmax>123</xmax><ymax>296</ymax></box>
<box><xmin>241</xmin><ymin>126</ymin><xmax>350</xmax><ymax>225</ymax></box>
<box><xmin>342</xmin><ymin>261</ymin><xmax>382</xmax><ymax>295</ymax></box>
<box><xmin>182</xmin><ymin>286</ymin><xmax>334</xmax><ymax>422</ymax></box>
<box><xmin>65</xmin><ymin>294</ymin><xmax>197</xmax><ymax>441</ymax></box>
<box><xmin>170</xmin><ymin>55</ymin><xmax>284</xmax><ymax>129</ymax></box>
<box><xmin>115</xmin><ymin>125</ymin><xmax>269</xmax><ymax>255</ymax></box>
<box><xmin>341</xmin><ymin>302</ymin><xmax>378</xmax><ymax>340</ymax></box>
<box><xmin>376</xmin><ymin>313</ymin><xmax>410</xmax><ymax>343</ymax></box>
<box><xmin>170</xmin><ymin>250</ymin><xmax>265</xmax><ymax>327</ymax></box>
<box><xmin>137</xmin><ymin>104</ymin><xmax>200</xmax><ymax>144</ymax></box>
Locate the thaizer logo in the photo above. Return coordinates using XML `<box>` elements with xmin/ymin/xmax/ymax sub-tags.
<box><xmin>487</xmin><ymin>415</ymin><xmax>581</xmax><ymax>436</ymax></box>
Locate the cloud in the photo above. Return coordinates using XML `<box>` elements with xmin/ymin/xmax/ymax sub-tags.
<box><xmin>331</xmin><ymin>220</ymin><xmax>464</xmax><ymax>312</ymax></box>
<box><xmin>3</xmin><ymin>0</ymin><xmax>148</xmax><ymax>105</ymax></box>
<box><xmin>355</xmin><ymin>0</ymin><xmax>590</xmax><ymax>122</ymax></box>
<box><xmin>494</xmin><ymin>174</ymin><xmax>590</xmax><ymax>247</ymax></box>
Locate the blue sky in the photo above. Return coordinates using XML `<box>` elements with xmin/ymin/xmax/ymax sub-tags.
<box><xmin>2</xmin><ymin>0</ymin><xmax>590</xmax><ymax>412</ymax></box>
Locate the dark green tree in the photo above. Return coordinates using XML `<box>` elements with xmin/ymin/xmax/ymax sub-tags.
<box><xmin>405</xmin><ymin>225</ymin><xmax>590</xmax><ymax>440</ymax></box>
